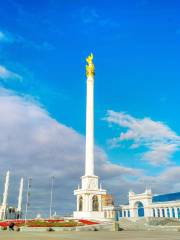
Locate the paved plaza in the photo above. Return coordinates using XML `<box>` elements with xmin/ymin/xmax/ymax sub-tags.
<box><xmin>0</xmin><ymin>231</ymin><xmax>180</xmax><ymax>240</ymax></box>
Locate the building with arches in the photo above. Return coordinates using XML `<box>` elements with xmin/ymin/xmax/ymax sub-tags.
<box><xmin>103</xmin><ymin>189</ymin><xmax>180</xmax><ymax>220</ymax></box>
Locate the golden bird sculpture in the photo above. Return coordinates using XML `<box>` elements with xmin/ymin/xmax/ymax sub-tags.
<box><xmin>86</xmin><ymin>53</ymin><xmax>94</xmax><ymax>65</ymax></box>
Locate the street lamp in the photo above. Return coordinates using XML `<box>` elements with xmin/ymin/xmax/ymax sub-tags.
<box><xmin>25</xmin><ymin>177</ymin><xmax>32</xmax><ymax>224</ymax></box>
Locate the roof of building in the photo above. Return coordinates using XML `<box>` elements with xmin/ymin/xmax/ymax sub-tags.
<box><xmin>152</xmin><ymin>192</ymin><xmax>180</xmax><ymax>203</ymax></box>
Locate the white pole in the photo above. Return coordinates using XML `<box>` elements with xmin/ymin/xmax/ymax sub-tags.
<box><xmin>17</xmin><ymin>178</ymin><xmax>24</xmax><ymax>213</ymax></box>
<box><xmin>0</xmin><ymin>171</ymin><xmax>10</xmax><ymax>220</ymax></box>
<box><xmin>25</xmin><ymin>178</ymin><xmax>32</xmax><ymax>223</ymax></box>
<box><xmin>85</xmin><ymin>58</ymin><xmax>95</xmax><ymax>176</ymax></box>
<box><xmin>49</xmin><ymin>176</ymin><xmax>54</xmax><ymax>219</ymax></box>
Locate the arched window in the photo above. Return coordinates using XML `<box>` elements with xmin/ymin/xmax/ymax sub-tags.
<box><xmin>167</xmin><ymin>208</ymin><xmax>170</xmax><ymax>218</ymax></box>
<box><xmin>177</xmin><ymin>208</ymin><xmax>180</xmax><ymax>219</ymax></box>
<box><xmin>136</xmin><ymin>202</ymin><xmax>144</xmax><ymax>217</ymax></box>
<box><xmin>162</xmin><ymin>209</ymin><xmax>165</xmax><ymax>217</ymax></box>
<box><xmin>79</xmin><ymin>196</ymin><xmax>83</xmax><ymax>211</ymax></box>
<box><xmin>172</xmin><ymin>208</ymin><xmax>175</xmax><ymax>218</ymax></box>
<box><xmin>92</xmin><ymin>195</ymin><xmax>99</xmax><ymax>211</ymax></box>
<box><xmin>157</xmin><ymin>209</ymin><xmax>160</xmax><ymax>217</ymax></box>
<box><xmin>153</xmin><ymin>208</ymin><xmax>155</xmax><ymax>217</ymax></box>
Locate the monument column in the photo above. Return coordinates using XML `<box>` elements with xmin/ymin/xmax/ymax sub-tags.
<box><xmin>85</xmin><ymin>53</ymin><xmax>95</xmax><ymax>176</ymax></box>
<box><xmin>73</xmin><ymin>54</ymin><xmax>107</xmax><ymax>220</ymax></box>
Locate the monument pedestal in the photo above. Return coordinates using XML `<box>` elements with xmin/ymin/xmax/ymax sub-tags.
<box><xmin>74</xmin><ymin>211</ymin><xmax>105</xmax><ymax>220</ymax></box>
<box><xmin>74</xmin><ymin>175</ymin><xmax>106</xmax><ymax>219</ymax></box>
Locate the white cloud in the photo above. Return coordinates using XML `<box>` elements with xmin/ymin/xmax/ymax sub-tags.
<box><xmin>143</xmin><ymin>143</ymin><xmax>178</xmax><ymax>165</ymax></box>
<box><xmin>79</xmin><ymin>7</ymin><xmax>120</xmax><ymax>28</ymax></box>
<box><xmin>0</xmin><ymin>30</ymin><xmax>14</xmax><ymax>43</ymax></box>
<box><xmin>80</xmin><ymin>7</ymin><xmax>99</xmax><ymax>24</ymax></box>
<box><xmin>0</xmin><ymin>89</ymin><xmax>142</xmax><ymax>216</ymax></box>
<box><xmin>141</xmin><ymin>166</ymin><xmax>180</xmax><ymax>194</ymax></box>
<box><xmin>105</xmin><ymin>110</ymin><xmax>180</xmax><ymax>166</ymax></box>
<box><xmin>0</xmin><ymin>65</ymin><xmax>22</xmax><ymax>81</ymax></box>
<box><xmin>0</xmin><ymin>93</ymin><xmax>179</xmax><ymax>216</ymax></box>
<box><xmin>0</xmin><ymin>29</ymin><xmax>53</xmax><ymax>51</ymax></box>
<box><xmin>0</xmin><ymin>31</ymin><xmax>6</xmax><ymax>41</ymax></box>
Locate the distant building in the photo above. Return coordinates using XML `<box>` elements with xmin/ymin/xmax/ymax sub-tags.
<box><xmin>103</xmin><ymin>189</ymin><xmax>180</xmax><ymax>220</ymax></box>
<box><xmin>102</xmin><ymin>194</ymin><xmax>114</xmax><ymax>207</ymax></box>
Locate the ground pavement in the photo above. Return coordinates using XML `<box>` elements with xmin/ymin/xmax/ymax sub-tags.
<box><xmin>0</xmin><ymin>231</ymin><xmax>180</xmax><ymax>240</ymax></box>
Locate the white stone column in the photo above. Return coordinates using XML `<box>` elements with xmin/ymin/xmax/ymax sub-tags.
<box><xmin>85</xmin><ymin>194</ymin><xmax>89</xmax><ymax>211</ymax></box>
<box><xmin>17</xmin><ymin>178</ymin><xmax>24</xmax><ymax>212</ymax></box>
<box><xmin>126</xmin><ymin>210</ymin><xmax>128</xmax><ymax>217</ymax></box>
<box><xmin>2</xmin><ymin>171</ymin><xmax>10</xmax><ymax>206</ymax></box>
<box><xmin>0</xmin><ymin>171</ymin><xmax>10</xmax><ymax>220</ymax></box>
<box><xmin>174</xmin><ymin>207</ymin><xmax>178</xmax><ymax>219</ymax></box>
<box><xmin>169</xmin><ymin>207</ymin><xmax>173</xmax><ymax>218</ymax></box>
<box><xmin>83</xmin><ymin>196</ymin><xmax>86</xmax><ymax>212</ymax></box>
<box><xmin>154</xmin><ymin>208</ymin><xmax>157</xmax><ymax>217</ymax></box>
<box><xmin>76</xmin><ymin>196</ymin><xmax>79</xmax><ymax>211</ymax></box>
<box><xmin>87</xmin><ymin>194</ymin><xmax>89</xmax><ymax>211</ymax></box>
<box><xmin>164</xmin><ymin>208</ymin><xmax>168</xmax><ymax>217</ymax></box>
<box><xmin>89</xmin><ymin>195</ymin><xmax>92</xmax><ymax>211</ymax></box>
<box><xmin>150</xmin><ymin>208</ymin><xmax>153</xmax><ymax>217</ymax></box>
<box><xmin>169</xmin><ymin>208</ymin><xmax>173</xmax><ymax>218</ymax></box>
<box><xmin>85</xmin><ymin>74</ymin><xmax>94</xmax><ymax>176</ymax></box>
<box><xmin>98</xmin><ymin>195</ymin><xmax>102</xmax><ymax>211</ymax></box>
<box><xmin>160</xmin><ymin>208</ymin><xmax>163</xmax><ymax>218</ymax></box>
<box><xmin>130</xmin><ymin>208</ymin><xmax>135</xmax><ymax>218</ymax></box>
<box><xmin>122</xmin><ymin>210</ymin><xmax>124</xmax><ymax>218</ymax></box>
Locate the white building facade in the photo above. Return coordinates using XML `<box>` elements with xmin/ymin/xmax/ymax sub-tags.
<box><xmin>104</xmin><ymin>189</ymin><xmax>180</xmax><ymax>220</ymax></box>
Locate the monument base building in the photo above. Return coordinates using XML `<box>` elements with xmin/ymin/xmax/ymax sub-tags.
<box><xmin>74</xmin><ymin>175</ymin><xmax>106</xmax><ymax>219</ymax></box>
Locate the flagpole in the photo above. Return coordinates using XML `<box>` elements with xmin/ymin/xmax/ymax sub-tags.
<box><xmin>49</xmin><ymin>176</ymin><xmax>54</xmax><ymax>219</ymax></box>
<box><xmin>25</xmin><ymin>177</ymin><xmax>32</xmax><ymax>224</ymax></box>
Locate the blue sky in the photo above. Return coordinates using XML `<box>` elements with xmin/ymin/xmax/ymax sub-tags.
<box><xmin>0</xmin><ymin>0</ymin><xmax>180</xmax><ymax>216</ymax></box>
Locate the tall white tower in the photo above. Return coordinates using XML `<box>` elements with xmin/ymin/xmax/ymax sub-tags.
<box><xmin>0</xmin><ymin>171</ymin><xmax>10</xmax><ymax>220</ymax></box>
<box><xmin>73</xmin><ymin>54</ymin><xmax>106</xmax><ymax>220</ymax></box>
<box><xmin>17</xmin><ymin>178</ymin><xmax>24</xmax><ymax>212</ymax></box>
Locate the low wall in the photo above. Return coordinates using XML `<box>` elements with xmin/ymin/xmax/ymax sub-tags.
<box><xmin>18</xmin><ymin>222</ymin><xmax>113</xmax><ymax>232</ymax></box>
